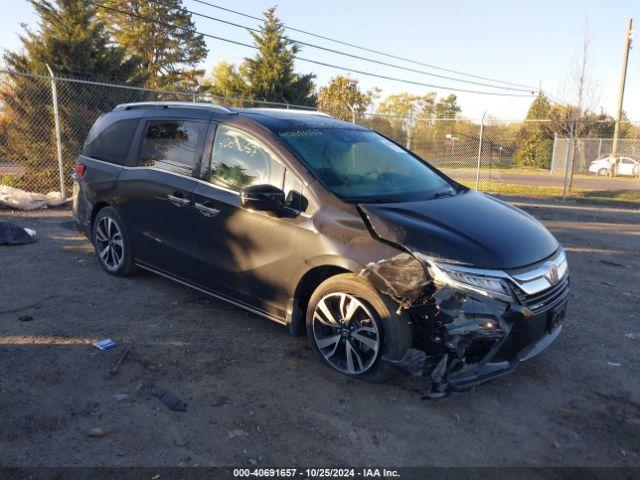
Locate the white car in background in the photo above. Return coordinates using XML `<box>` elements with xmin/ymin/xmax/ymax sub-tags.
<box><xmin>588</xmin><ymin>156</ymin><xmax>640</xmax><ymax>177</ymax></box>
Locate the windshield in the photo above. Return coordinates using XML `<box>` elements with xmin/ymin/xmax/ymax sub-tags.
<box><xmin>276</xmin><ymin>128</ymin><xmax>456</xmax><ymax>202</ymax></box>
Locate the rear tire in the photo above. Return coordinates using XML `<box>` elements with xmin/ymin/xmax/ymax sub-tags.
<box><xmin>92</xmin><ymin>206</ymin><xmax>136</xmax><ymax>277</ymax></box>
<box><xmin>306</xmin><ymin>273</ymin><xmax>412</xmax><ymax>383</ymax></box>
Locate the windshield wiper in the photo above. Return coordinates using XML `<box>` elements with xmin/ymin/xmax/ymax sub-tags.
<box><xmin>430</xmin><ymin>188</ymin><xmax>457</xmax><ymax>200</ymax></box>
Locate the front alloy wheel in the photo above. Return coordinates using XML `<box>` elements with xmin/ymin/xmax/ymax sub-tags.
<box><xmin>312</xmin><ymin>292</ymin><xmax>381</xmax><ymax>375</ymax></box>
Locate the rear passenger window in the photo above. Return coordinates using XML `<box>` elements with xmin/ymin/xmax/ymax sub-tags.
<box><xmin>138</xmin><ymin>120</ymin><xmax>203</xmax><ymax>174</ymax></box>
<box><xmin>210</xmin><ymin>126</ymin><xmax>284</xmax><ymax>191</ymax></box>
<box><xmin>82</xmin><ymin>118</ymin><xmax>139</xmax><ymax>165</ymax></box>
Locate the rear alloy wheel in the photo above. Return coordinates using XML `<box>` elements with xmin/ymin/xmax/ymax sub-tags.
<box><xmin>312</xmin><ymin>292</ymin><xmax>380</xmax><ymax>375</ymax></box>
<box><xmin>306</xmin><ymin>274</ymin><xmax>412</xmax><ymax>382</ymax></box>
<box><xmin>92</xmin><ymin>207</ymin><xmax>136</xmax><ymax>276</ymax></box>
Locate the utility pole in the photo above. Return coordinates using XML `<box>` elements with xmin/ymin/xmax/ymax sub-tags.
<box><xmin>611</xmin><ymin>18</ymin><xmax>633</xmax><ymax>156</ymax></box>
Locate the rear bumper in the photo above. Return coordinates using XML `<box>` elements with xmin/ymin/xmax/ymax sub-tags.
<box><xmin>71</xmin><ymin>177</ymin><xmax>92</xmax><ymax>238</ymax></box>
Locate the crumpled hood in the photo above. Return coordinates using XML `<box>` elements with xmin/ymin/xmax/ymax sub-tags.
<box><xmin>359</xmin><ymin>190</ymin><xmax>559</xmax><ymax>270</ymax></box>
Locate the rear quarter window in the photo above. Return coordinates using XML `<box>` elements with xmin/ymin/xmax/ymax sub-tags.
<box><xmin>82</xmin><ymin>117</ymin><xmax>140</xmax><ymax>165</ymax></box>
<box><xmin>138</xmin><ymin>119</ymin><xmax>204</xmax><ymax>175</ymax></box>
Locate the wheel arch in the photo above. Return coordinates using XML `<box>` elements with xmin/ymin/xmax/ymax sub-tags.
<box><xmin>90</xmin><ymin>201</ymin><xmax>111</xmax><ymax>231</ymax></box>
<box><xmin>287</xmin><ymin>261</ymin><xmax>356</xmax><ymax>336</ymax></box>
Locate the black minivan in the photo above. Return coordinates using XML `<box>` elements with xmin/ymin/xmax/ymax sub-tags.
<box><xmin>73</xmin><ymin>102</ymin><xmax>569</xmax><ymax>397</ymax></box>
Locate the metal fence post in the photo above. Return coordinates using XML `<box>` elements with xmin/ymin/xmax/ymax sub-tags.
<box><xmin>597</xmin><ymin>138</ymin><xmax>602</xmax><ymax>159</ymax></box>
<box><xmin>475</xmin><ymin>111</ymin><xmax>486</xmax><ymax>190</ymax></box>
<box><xmin>550</xmin><ymin>133</ymin><xmax>558</xmax><ymax>172</ymax></box>
<box><xmin>46</xmin><ymin>64</ymin><xmax>65</xmax><ymax>197</ymax></box>
<box><xmin>406</xmin><ymin>110</ymin><xmax>414</xmax><ymax>150</ymax></box>
<box><xmin>562</xmin><ymin>122</ymin><xmax>575</xmax><ymax>200</ymax></box>
<box><xmin>347</xmin><ymin>104</ymin><xmax>356</xmax><ymax>124</ymax></box>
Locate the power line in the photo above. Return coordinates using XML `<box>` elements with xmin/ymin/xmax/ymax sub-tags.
<box><xmin>147</xmin><ymin>0</ymin><xmax>533</xmax><ymax>93</ymax></box>
<box><xmin>186</xmin><ymin>0</ymin><xmax>539</xmax><ymax>91</ymax></box>
<box><xmin>89</xmin><ymin>1</ymin><xmax>534</xmax><ymax>98</ymax></box>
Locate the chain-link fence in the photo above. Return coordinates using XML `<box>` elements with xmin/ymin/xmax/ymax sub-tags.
<box><xmin>0</xmin><ymin>70</ymin><xmax>313</xmax><ymax>195</ymax></box>
<box><xmin>1</xmin><ymin>70</ymin><xmax>639</xmax><ymax>204</ymax></box>
<box><xmin>551</xmin><ymin>135</ymin><xmax>640</xmax><ymax>174</ymax></box>
<box><xmin>360</xmin><ymin>112</ymin><xmax>489</xmax><ymax>187</ymax></box>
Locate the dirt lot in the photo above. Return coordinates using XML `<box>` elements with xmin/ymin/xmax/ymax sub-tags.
<box><xmin>1</xmin><ymin>198</ymin><xmax>639</xmax><ymax>467</ymax></box>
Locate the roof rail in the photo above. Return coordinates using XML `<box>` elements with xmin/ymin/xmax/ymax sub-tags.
<box><xmin>113</xmin><ymin>101</ymin><xmax>236</xmax><ymax>113</ymax></box>
<box><xmin>245</xmin><ymin>107</ymin><xmax>332</xmax><ymax>117</ymax></box>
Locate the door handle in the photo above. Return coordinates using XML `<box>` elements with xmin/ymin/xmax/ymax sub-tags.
<box><xmin>194</xmin><ymin>202</ymin><xmax>220</xmax><ymax>217</ymax></box>
<box><xmin>167</xmin><ymin>193</ymin><xmax>190</xmax><ymax>207</ymax></box>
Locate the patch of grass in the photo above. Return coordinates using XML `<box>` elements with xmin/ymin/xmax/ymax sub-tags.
<box><xmin>0</xmin><ymin>174</ymin><xmax>26</xmax><ymax>189</ymax></box>
<box><xmin>464</xmin><ymin>181</ymin><xmax>640</xmax><ymax>208</ymax></box>
<box><xmin>582</xmin><ymin>190</ymin><xmax>640</xmax><ymax>202</ymax></box>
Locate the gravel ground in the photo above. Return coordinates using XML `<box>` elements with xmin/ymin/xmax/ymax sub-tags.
<box><xmin>1</xmin><ymin>198</ymin><xmax>639</xmax><ymax>467</ymax></box>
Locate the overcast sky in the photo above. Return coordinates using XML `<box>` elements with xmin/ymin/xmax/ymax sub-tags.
<box><xmin>1</xmin><ymin>0</ymin><xmax>637</xmax><ymax>120</ymax></box>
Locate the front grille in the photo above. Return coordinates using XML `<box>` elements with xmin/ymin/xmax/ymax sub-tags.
<box><xmin>514</xmin><ymin>276</ymin><xmax>570</xmax><ymax>314</ymax></box>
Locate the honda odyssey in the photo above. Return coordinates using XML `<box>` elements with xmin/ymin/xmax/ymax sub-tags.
<box><xmin>73</xmin><ymin>102</ymin><xmax>569</xmax><ymax>397</ymax></box>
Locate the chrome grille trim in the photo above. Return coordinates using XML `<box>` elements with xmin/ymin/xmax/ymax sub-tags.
<box><xmin>508</xmin><ymin>250</ymin><xmax>569</xmax><ymax>295</ymax></box>
<box><xmin>514</xmin><ymin>276</ymin><xmax>570</xmax><ymax>314</ymax></box>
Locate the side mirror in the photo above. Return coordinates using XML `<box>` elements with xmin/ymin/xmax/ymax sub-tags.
<box><xmin>239</xmin><ymin>184</ymin><xmax>285</xmax><ymax>213</ymax></box>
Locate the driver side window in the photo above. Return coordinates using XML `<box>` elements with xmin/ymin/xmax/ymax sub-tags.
<box><xmin>210</xmin><ymin>125</ymin><xmax>284</xmax><ymax>191</ymax></box>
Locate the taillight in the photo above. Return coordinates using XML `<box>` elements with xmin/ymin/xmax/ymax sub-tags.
<box><xmin>75</xmin><ymin>163</ymin><xmax>86</xmax><ymax>177</ymax></box>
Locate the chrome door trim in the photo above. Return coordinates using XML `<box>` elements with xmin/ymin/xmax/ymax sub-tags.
<box><xmin>194</xmin><ymin>202</ymin><xmax>220</xmax><ymax>217</ymax></box>
<box><xmin>167</xmin><ymin>194</ymin><xmax>191</xmax><ymax>207</ymax></box>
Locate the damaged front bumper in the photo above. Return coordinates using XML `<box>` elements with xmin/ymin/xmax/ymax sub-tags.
<box><xmin>388</xmin><ymin>286</ymin><xmax>568</xmax><ymax>398</ymax></box>
<box><xmin>429</xmin><ymin>319</ymin><xmax>563</xmax><ymax>398</ymax></box>
<box><xmin>359</xmin><ymin>249</ymin><xmax>570</xmax><ymax>398</ymax></box>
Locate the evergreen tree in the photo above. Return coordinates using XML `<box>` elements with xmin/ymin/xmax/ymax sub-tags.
<box><xmin>4</xmin><ymin>0</ymin><xmax>139</xmax><ymax>82</ymax></box>
<box><xmin>201</xmin><ymin>61</ymin><xmax>249</xmax><ymax>104</ymax></box>
<box><xmin>1</xmin><ymin>0</ymin><xmax>140</xmax><ymax>192</ymax></box>
<box><xmin>243</xmin><ymin>7</ymin><xmax>316</xmax><ymax>106</ymax></box>
<box><xmin>100</xmin><ymin>0</ymin><xmax>207</xmax><ymax>89</ymax></box>
<box><xmin>514</xmin><ymin>93</ymin><xmax>554</xmax><ymax>168</ymax></box>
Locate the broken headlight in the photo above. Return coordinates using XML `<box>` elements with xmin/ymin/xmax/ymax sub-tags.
<box><xmin>428</xmin><ymin>262</ymin><xmax>514</xmax><ymax>302</ymax></box>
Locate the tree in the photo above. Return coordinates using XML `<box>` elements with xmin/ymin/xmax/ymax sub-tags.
<box><xmin>100</xmin><ymin>0</ymin><xmax>207</xmax><ymax>89</ymax></box>
<box><xmin>200</xmin><ymin>61</ymin><xmax>249</xmax><ymax>104</ymax></box>
<box><xmin>373</xmin><ymin>93</ymin><xmax>434</xmax><ymax>146</ymax></box>
<box><xmin>317</xmin><ymin>76</ymin><xmax>376</xmax><ymax>122</ymax></box>
<box><xmin>514</xmin><ymin>93</ymin><xmax>554</xmax><ymax>168</ymax></box>
<box><xmin>5</xmin><ymin>0</ymin><xmax>139</xmax><ymax>82</ymax></box>
<box><xmin>434</xmin><ymin>94</ymin><xmax>461</xmax><ymax>118</ymax></box>
<box><xmin>1</xmin><ymin>0</ymin><xmax>141</xmax><ymax>192</ymax></box>
<box><xmin>376</xmin><ymin>92</ymin><xmax>436</xmax><ymax>118</ymax></box>
<box><xmin>242</xmin><ymin>7</ymin><xmax>316</xmax><ymax>106</ymax></box>
<box><xmin>554</xmin><ymin>21</ymin><xmax>600</xmax><ymax>190</ymax></box>
<box><xmin>374</xmin><ymin>92</ymin><xmax>462</xmax><ymax>154</ymax></box>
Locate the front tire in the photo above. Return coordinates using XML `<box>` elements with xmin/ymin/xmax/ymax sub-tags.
<box><xmin>92</xmin><ymin>207</ymin><xmax>136</xmax><ymax>276</ymax></box>
<box><xmin>597</xmin><ymin>168</ymin><xmax>610</xmax><ymax>177</ymax></box>
<box><xmin>306</xmin><ymin>274</ymin><xmax>412</xmax><ymax>383</ymax></box>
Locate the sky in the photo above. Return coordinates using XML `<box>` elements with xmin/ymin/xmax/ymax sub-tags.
<box><xmin>1</xmin><ymin>0</ymin><xmax>638</xmax><ymax>121</ymax></box>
